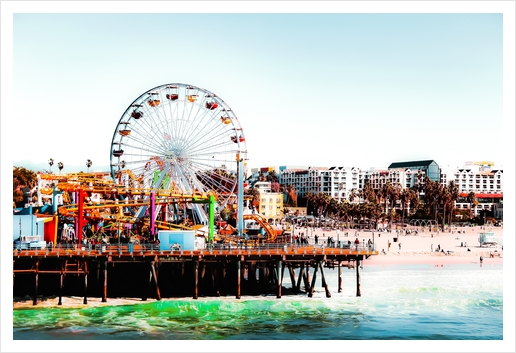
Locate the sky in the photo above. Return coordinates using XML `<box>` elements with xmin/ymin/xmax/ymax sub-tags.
<box><xmin>2</xmin><ymin>2</ymin><xmax>516</xmax><ymax>351</ymax></box>
<box><xmin>3</xmin><ymin>2</ymin><xmax>513</xmax><ymax>174</ymax></box>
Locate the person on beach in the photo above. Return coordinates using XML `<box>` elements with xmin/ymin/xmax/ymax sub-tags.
<box><xmin>314</xmin><ymin>234</ymin><xmax>318</xmax><ymax>245</ymax></box>
<box><xmin>398</xmin><ymin>243</ymin><xmax>402</xmax><ymax>250</ymax></box>
<box><xmin>431</xmin><ymin>244</ymin><xmax>433</xmax><ymax>252</ymax></box>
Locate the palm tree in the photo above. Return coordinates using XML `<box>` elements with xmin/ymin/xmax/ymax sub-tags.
<box><xmin>380</xmin><ymin>182</ymin><xmax>393</xmax><ymax>215</ymax></box>
<box><xmin>348</xmin><ymin>189</ymin><xmax>358</xmax><ymax>203</ymax></box>
<box><xmin>467</xmin><ymin>192</ymin><xmax>478</xmax><ymax>220</ymax></box>
<box><xmin>266</xmin><ymin>170</ymin><xmax>279</xmax><ymax>183</ymax></box>
<box><xmin>399</xmin><ymin>189</ymin><xmax>412</xmax><ymax>226</ymax></box>
<box><xmin>86</xmin><ymin>159</ymin><xmax>92</xmax><ymax>173</ymax></box>
<box><xmin>443</xmin><ymin>181</ymin><xmax>460</xmax><ymax>229</ymax></box>
<box><xmin>286</xmin><ymin>184</ymin><xmax>297</xmax><ymax>207</ymax></box>
<box><xmin>367</xmin><ymin>201</ymin><xmax>383</xmax><ymax>230</ymax></box>
<box><xmin>408</xmin><ymin>188</ymin><xmax>421</xmax><ymax>218</ymax></box>
<box><xmin>57</xmin><ymin>162</ymin><xmax>64</xmax><ymax>174</ymax></box>
<box><xmin>338</xmin><ymin>182</ymin><xmax>345</xmax><ymax>203</ymax></box>
<box><xmin>389</xmin><ymin>183</ymin><xmax>402</xmax><ymax>226</ymax></box>
<box><xmin>361</xmin><ymin>180</ymin><xmax>376</xmax><ymax>203</ymax></box>
<box><xmin>48</xmin><ymin>158</ymin><xmax>54</xmax><ymax>174</ymax></box>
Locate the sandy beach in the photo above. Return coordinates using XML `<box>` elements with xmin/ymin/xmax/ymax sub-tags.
<box><xmin>303</xmin><ymin>224</ymin><xmax>503</xmax><ymax>267</ymax></box>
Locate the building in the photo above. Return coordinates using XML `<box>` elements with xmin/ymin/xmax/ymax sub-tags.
<box><xmin>441</xmin><ymin>162</ymin><xmax>503</xmax><ymax>218</ymax></box>
<box><xmin>365</xmin><ymin>167</ymin><xmax>422</xmax><ymax>192</ymax></box>
<box><xmin>251</xmin><ymin>160</ymin><xmax>503</xmax><ymax>220</ymax></box>
<box><xmin>253</xmin><ymin>181</ymin><xmax>284</xmax><ymax>222</ymax></box>
<box><xmin>321</xmin><ymin>166</ymin><xmax>365</xmax><ymax>200</ymax></box>
<box><xmin>279</xmin><ymin>166</ymin><xmax>327</xmax><ymax>198</ymax></box>
<box><xmin>388</xmin><ymin>160</ymin><xmax>440</xmax><ymax>182</ymax></box>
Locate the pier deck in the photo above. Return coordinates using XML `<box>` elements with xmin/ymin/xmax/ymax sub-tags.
<box><xmin>13</xmin><ymin>244</ymin><xmax>378</xmax><ymax>305</ymax></box>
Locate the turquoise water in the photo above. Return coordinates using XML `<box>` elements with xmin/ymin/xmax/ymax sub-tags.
<box><xmin>13</xmin><ymin>264</ymin><xmax>503</xmax><ymax>341</ymax></box>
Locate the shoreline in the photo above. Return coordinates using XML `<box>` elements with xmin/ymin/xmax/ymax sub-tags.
<box><xmin>364</xmin><ymin>251</ymin><xmax>503</xmax><ymax>266</ymax></box>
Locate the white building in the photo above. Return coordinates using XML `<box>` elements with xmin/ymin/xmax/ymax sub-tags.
<box><xmin>321</xmin><ymin>166</ymin><xmax>365</xmax><ymax>201</ymax></box>
<box><xmin>441</xmin><ymin>162</ymin><xmax>503</xmax><ymax>218</ymax></box>
<box><xmin>279</xmin><ymin>167</ymin><xmax>327</xmax><ymax>198</ymax></box>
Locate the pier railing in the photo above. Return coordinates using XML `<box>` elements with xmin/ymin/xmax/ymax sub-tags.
<box><xmin>13</xmin><ymin>241</ymin><xmax>377</xmax><ymax>255</ymax></box>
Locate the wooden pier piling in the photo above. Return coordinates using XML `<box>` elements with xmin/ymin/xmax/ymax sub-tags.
<box><xmin>356</xmin><ymin>258</ymin><xmax>361</xmax><ymax>297</ymax></box>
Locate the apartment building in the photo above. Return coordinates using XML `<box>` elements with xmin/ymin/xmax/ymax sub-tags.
<box><xmin>279</xmin><ymin>167</ymin><xmax>327</xmax><ymax>198</ymax></box>
<box><xmin>321</xmin><ymin>166</ymin><xmax>364</xmax><ymax>201</ymax></box>
<box><xmin>366</xmin><ymin>167</ymin><xmax>422</xmax><ymax>191</ymax></box>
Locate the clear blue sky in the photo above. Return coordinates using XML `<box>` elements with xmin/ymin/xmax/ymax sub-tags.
<box><xmin>2</xmin><ymin>2</ymin><xmax>514</xmax><ymax>174</ymax></box>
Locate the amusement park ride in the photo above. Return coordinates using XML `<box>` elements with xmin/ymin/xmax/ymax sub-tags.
<box><xmin>36</xmin><ymin>83</ymin><xmax>277</xmax><ymax>247</ymax></box>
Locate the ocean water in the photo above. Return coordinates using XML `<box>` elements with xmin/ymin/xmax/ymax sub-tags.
<box><xmin>12</xmin><ymin>264</ymin><xmax>503</xmax><ymax>343</ymax></box>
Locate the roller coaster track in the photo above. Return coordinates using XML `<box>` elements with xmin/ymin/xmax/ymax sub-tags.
<box><xmin>243</xmin><ymin>214</ymin><xmax>277</xmax><ymax>242</ymax></box>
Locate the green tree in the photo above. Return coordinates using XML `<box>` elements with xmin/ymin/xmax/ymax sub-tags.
<box><xmin>13</xmin><ymin>166</ymin><xmax>37</xmax><ymax>207</ymax></box>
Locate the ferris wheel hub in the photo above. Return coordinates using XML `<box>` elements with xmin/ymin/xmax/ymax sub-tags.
<box><xmin>164</xmin><ymin>151</ymin><xmax>176</xmax><ymax>162</ymax></box>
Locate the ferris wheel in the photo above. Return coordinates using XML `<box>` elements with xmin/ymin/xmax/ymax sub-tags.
<box><xmin>110</xmin><ymin>83</ymin><xmax>247</xmax><ymax>224</ymax></box>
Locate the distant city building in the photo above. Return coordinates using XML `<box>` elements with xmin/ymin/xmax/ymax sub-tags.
<box><xmin>279</xmin><ymin>167</ymin><xmax>327</xmax><ymax>198</ymax></box>
<box><xmin>321</xmin><ymin>167</ymin><xmax>365</xmax><ymax>200</ymax></box>
<box><xmin>250</xmin><ymin>160</ymin><xmax>503</xmax><ymax>219</ymax></box>
<box><xmin>442</xmin><ymin>162</ymin><xmax>503</xmax><ymax>217</ymax></box>
<box><xmin>388</xmin><ymin>160</ymin><xmax>440</xmax><ymax>182</ymax></box>
<box><xmin>365</xmin><ymin>167</ymin><xmax>423</xmax><ymax>192</ymax></box>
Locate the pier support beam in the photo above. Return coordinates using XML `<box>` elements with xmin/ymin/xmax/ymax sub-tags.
<box><xmin>33</xmin><ymin>260</ymin><xmax>39</xmax><ymax>306</ymax></box>
<box><xmin>83</xmin><ymin>260</ymin><xmax>88</xmax><ymax>305</ymax></box>
<box><xmin>338</xmin><ymin>261</ymin><xmax>342</xmax><ymax>293</ymax></box>
<box><xmin>308</xmin><ymin>261</ymin><xmax>320</xmax><ymax>298</ymax></box>
<box><xmin>319</xmin><ymin>261</ymin><xmax>331</xmax><ymax>298</ymax></box>
<box><xmin>211</xmin><ymin>265</ymin><xmax>220</xmax><ymax>296</ymax></box>
<box><xmin>276</xmin><ymin>260</ymin><xmax>282</xmax><ymax>298</ymax></box>
<box><xmin>356</xmin><ymin>258</ymin><xmax>361</xmax><ymax>297</ymax></box>
<box><xmin>193</xmin><ymin>260</ymin><xmax>199</xmax><ymax>299</ymax></box>
<box><xmin>102</xmin><ymin>260</ymin><xmax>108</xmax><ymax>302</ymax></box>
<box><xmin>305</xmin><ymin>264</ymin><xmax>311</xmax><ymax>293</ymax></box>
<box><xmin>151</xmin><ymin>261</ymin><xmax>161</xmax><ymax>300</ymax></box>
<box><xmin>288</xmin><ymin>265</ymin><xmax>298</xmax><ymax>293</ymax></box>
<box><xmin>58</xmin><ymin>260</ymin><xmax>64</xmax><ymax>305</ymax></box>
<box><xmin>236</xmin><ymin>259</ymin><xmax>241</xmax><ymax>299</ymax></box>
<box><xmin>296</xmin><ymin>264</ymin><xmax>304</xmax><ymax>292</ymax></box>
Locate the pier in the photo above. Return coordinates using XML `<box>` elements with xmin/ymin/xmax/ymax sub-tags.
<box><xmin>13</xmin><ymin>243</ymin><xmax>377</xmax><ymax>305</ymax></box>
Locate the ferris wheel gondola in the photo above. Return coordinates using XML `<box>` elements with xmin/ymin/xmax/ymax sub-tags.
<box><xmin>110</xmin><ymin>83</ymin><xmax>247</xmax><ymax>225</ymax></box>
